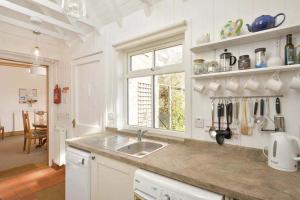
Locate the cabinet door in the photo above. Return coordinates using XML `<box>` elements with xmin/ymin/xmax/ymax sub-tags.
<box><xmin>91</xmin><ymin>154</ymin><xmax>137</xmax><ymax>200</ymax></box>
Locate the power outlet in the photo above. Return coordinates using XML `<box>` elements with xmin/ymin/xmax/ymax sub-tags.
<box><xmin>195</xmin><ymin>118</ymin><xmax>204</xmax><ymax>128</ymax></box>
<box><xmin>108</xmin><ymin>113</ymin><xmax>114</xmax><ymax>121</ymax></box>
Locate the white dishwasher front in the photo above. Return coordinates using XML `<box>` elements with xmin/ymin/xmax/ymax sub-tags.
<box><xmin>66</xmin><ymin>147</ymin><xmax>91</xmax><ymax>200</ymax></box>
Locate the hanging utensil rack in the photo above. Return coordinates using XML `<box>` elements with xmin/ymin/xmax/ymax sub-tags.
<box><xmin>210</xmin><ymin>95</ymin><xmax>283</xmax><ymax>100</ymax></box>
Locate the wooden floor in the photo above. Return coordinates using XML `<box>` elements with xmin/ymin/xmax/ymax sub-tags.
<box><xmin>0</xmin><ymin>135</ymin><xmax>47</xmax><ymax>172</ymax></box>
<box><xmin>0</xmin><ymin>164</ymin><xmax>65</xmax><ymax>200</ymax></box>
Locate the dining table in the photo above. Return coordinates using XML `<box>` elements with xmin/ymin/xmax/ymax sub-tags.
<box><xmin>32</xmin><ymin>123</ymin><xmax>48</xmax><ymax>148</ymax></box>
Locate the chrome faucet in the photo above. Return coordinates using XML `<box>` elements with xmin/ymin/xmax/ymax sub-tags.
<box><xmin>137</xmin><ymin>129</ymin><xmax>148</xmax><ymax>142</ymax></box>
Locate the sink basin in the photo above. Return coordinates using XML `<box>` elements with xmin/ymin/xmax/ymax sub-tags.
<box><xmin>83</xmin><ymin>135</ymin><xmax>132</xmax><ymax>150</ymax></box>
<box><xmin>117</xmin><ymin>140</ymin><xmax>168</xmax><ymax>158</ymax></box>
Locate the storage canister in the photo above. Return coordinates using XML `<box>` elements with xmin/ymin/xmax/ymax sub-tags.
<box><xmin>238</xmin><ymin>55</ymin><xmax>251</xmax><ymax>70</ymax></box>
<box><xmin>255</xmin><ymin>48</ymin><xmax>267</xmax><ymax>68</ymax></box>
<box><xmin>193</xmin><ymin>59</ymin><xmax>205</xmax><ymax>75</ymax></box>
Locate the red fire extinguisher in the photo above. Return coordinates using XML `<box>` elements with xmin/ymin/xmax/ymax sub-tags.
<box><xmin>54</xmin><ymin>84</ymin><xmax>61</xmax><ymax>104</ymax></box>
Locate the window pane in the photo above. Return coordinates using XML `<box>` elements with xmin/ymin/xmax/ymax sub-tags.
<box><xmin>130</xmin><ymin>52</ymin><xmax>153</xmax><ymax>71</ymax></box>
<box><xmin>155</xmin><ymin>45</ymin><xmax>183</xmax><ymax>67</ymax></box>
<box><xmin>128</xmin><ymin>76</ymin><xmax>152</xmax><ymax>127</ymax></box>
<box><xmin>154</xmin><ymin>73</ymin><xmax>185</xmax><ymax>132</ymax></box>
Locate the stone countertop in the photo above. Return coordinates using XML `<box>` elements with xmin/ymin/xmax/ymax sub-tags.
<box><xmin>66</xmin><ymin>130</ymin><xmax>300</xmax><ymax>200</ymax></box>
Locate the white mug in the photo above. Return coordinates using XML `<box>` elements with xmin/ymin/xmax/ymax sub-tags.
<box><xmin>290</xmin><ymin>73</ymin><xmax>300</xmax><ymax>90</ymax></box>
<box><xmin>226</xmin><ymin>79</ymin><xmax>239</xmax><ymax>92</ymax></box>
<box><xmin>194</xmin><ymin>84</ymin><xmax>205</xmax><ymax>93</ymax></box>
<box><xmin>265</xmin><ymin>73</ymin><xmax>282</xmax><ymax>91</ymax></box>
<box><xmin>208</xmin><ymin>81</ymin><xmax>221</xmax><ymax>92</ymax></box>
<box><xmin>244</xmin><ymin>76</ymin><xmax>259</xmax><ymax>91</ymax></box>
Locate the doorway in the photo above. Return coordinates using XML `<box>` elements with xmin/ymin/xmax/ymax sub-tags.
<box><xmin>0</xmin><ymin>55</ymin><xmax>50</xmax><ymax>172</ymax></box>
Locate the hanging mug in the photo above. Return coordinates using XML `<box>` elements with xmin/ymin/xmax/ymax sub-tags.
<box><xmin>208</xmin><ymin>81</ymin><xmax>221</xmax><ymax>92</ymax></box>
<box><xmin>244</xmin><ymin>76</ymin><xmax>259</xmax><ymax>91</ymax></box>
<box><xmin>265</xmin><ymin>73</ymin><xmax>283</xmax><ymax>91</ymax></box>
<box><xmin>290</xmin><ymin>72</ymin><xmax>300</xmax><ymax>90</ymax></box>
<box><xmin>194</xmin><ymin>83</ymin><xmax>205</xmax><ymax>93</ymax></box>
<box><xmin>226</xmin><ymin>79</ymin><xmax>239</xmax><ymax>92</ymax></box>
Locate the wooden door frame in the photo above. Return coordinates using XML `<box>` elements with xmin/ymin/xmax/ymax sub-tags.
<box><xmin>0</xmin><ymin>50</ymin><xmax>58</xmax><ymax>166</ymax></box>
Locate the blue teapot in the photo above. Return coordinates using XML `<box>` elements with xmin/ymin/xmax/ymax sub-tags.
<box><xmin>247</xmin><ymin>13</ymin><xmax>286</xmax><ymax>32</ymax></box>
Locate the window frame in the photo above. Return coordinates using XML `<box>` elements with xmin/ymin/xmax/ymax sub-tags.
<box><xmin>123</xmin><ymin>37</ymin><xmax>186</xmax><ymax>137</ymax></box>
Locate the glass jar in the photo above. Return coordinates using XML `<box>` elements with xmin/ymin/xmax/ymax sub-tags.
<box><xmin>238</xmin><ymin>55</ymin><xmax>251</xmax><ymax>70</ymax></box>
<box><xmin>255</xmin><ymin>48</ymin><xmax>267</xmax><ymax>68</ymax></box>
<box><xmin>193</xmin><ymin>59</ymin><xmax>205</xmax><ymax>75</ymax></box>
<box><xmin>207</xmin><ymin>61</ymin><xmax>218</xmax><ymax>73</ymax></box>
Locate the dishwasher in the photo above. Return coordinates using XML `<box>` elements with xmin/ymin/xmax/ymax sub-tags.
<box><xmin>66</xmin><ymin>146</ymin><xmax>91</xmax><ymax>200</ymax></box>
<box><xmin>134</xmin><ymin>169</ymin><xmax>223</xmax><ymax>200</ymax></box>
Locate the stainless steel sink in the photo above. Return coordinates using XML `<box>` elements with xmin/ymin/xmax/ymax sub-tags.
<box><xmin>117</xmin><ymin>140</ymin><xmax>168</xmax><ymax>158</ymax></box>
<box><xmin>83</xmin><ymin>135</ymin><xmax>132</xmax><ymax>150</ymax></box>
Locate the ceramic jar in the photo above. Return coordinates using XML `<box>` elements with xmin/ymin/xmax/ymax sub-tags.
<box><xmin>238</xmin><ymin>55</ymin><xmax>251</xmax><ymax>70</ymax></box>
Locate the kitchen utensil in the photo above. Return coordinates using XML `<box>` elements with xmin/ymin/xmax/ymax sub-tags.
<box><xmin>240</xmin><ymin>100</ymin><xmax>250</xmax><ymax>135</ymax></box>
<box><xmin>275</xmin><ymin>97</ymin><xmax>281</xmax><ymax>115</ymax></box>
<box><xmin>216</xmin><ymin>104</ymin><xmax>225</xmax><ymax>144</ymax></box>
<box><xmin>255</xmin><ymin>48</ymin><xmax>267</xmax><ymax>68</ymax></box>
<box><xmin>258</xmin><ymin>99</ymin><xmax>267</xmax><ymax>128</ymax></box>
<box><xmin>274</xmin><ymin>116</ymin><xmax>285</xmax><ymax>132</ymax></box>
<box><xmin>209</xmin><ymin>100</ymin><xmax>217</xmax><ymax>139</ymax></box>
<box><xmin>265</xmin><ymin>98</ymin><xmax>274</xmax><ymax>123</ymax></box>
<box><xmin>274</xmin><ymin>98</ymin><xmax>285</xmax><ymax>132</ymax></box>
<box><xmin>220</xmin><ymin>19</ymin><xmax>243</xmax><ymax>39</ymax></box>
<box><xmin>290</xmin><ymin>72</ymin><xmax>300</xmax><ymax>90</ymax></box>
<box><xmin>265</xmin><ymin>73</ymin><xmax>283</xmax><ymax>91</ymax></box>
<box><xmin>225</xmin><ymin>102</ymin><xmax>233</xmax><ymax>139</ymax></box>
<box><xmin>263</xmin><ymin>132</ymin><xmax>300</xmax><ymax>172</ymax></box>
<box><xmin>216</xmin><ymin>102</ymin><xmax>225</xmax><ymax>145</ymax></box>
<box><xmin>244</xmin><ymin>76</ymin><xmax>259</xmax><ymax>91</ymax></box>
<box><xmin>238</xmin><ymin>55</ymin><xmax>251</xmax><ymax>70</ymax></box>
<box><xmin>216</xmin><ymin>132</ymin><xmax>225</xmax><ymax>145</ymax></box>
<box><xmin>246</xmin><ymin>13</ymin><xmax>286</xmax><ymax>32</ymax></box>
<box><xmin>233</xmin><ymin>101</ymin><xmax>240</xmax><ymax>129</ymax></box>
<box><xmin>253</xmin><ymin>100</ymin><xmax>259</xmax><ymax>124</ymax></box>
<box><xmin>219</xmin><ymin>49</ymin><xmax>237</xmax><ymax>72</ymax></box>
<box><xmin>208</xmin><ymin>81</ymin><xmax>221</xmax><ymax>92</ymax></box>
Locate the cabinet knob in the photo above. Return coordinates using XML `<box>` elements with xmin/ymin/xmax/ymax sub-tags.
<box><xmin>91</xmin><ymin>156</ymin><xmax>95</xmax><ymax>160</ymax></box>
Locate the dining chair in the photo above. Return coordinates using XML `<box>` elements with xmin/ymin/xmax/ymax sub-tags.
<box><xmin>22</xmin><ymin>111</ymin><xmax>47</xmax><ymax>153</ymax></box>
<box><xmin>0</xmin><ymin>126</ymin><xmax>4</xmax><ymax>140</ymax></box>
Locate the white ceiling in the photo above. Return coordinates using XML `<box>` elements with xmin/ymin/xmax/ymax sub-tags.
<box><xmin>0</xmin><ymin>0</ymin><xmax>161</xmax><ymax>41</ymax></box>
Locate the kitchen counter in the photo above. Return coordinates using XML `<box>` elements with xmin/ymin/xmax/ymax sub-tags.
<box><xmin>66</xmin><ymin>129</ymin><xmax>300</xmax><ymax>200</ymax></box>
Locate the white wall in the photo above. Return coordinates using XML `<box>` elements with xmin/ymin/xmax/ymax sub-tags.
<box><xmin>69</xmin><ymin>0</ymin><xmax>300</xmax><ymax>149</ymax></box>
<box><xmin>0</xmin><ymin>66</ymin><xmax>47</xmax><ymax>132</ymax></box>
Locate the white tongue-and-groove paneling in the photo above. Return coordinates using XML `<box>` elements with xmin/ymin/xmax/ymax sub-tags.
<box><xmin>63</xmin><ymin>0</ymin><xmax>300</xmax><ymax>149</ymax></box>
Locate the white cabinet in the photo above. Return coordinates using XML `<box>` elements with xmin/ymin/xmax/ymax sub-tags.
<box><xmin>91</xmin><ymin>153</ymin><xmax>137</xmax><ymax>200</ymax></box>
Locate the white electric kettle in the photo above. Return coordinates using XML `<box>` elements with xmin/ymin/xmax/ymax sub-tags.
<box><xmin>263</xmin><ymin>132</ymin><xmax>300</xmax><ymax>172</ymax></box>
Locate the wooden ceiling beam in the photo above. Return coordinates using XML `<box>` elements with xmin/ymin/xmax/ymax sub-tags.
<box><xmin>0</xmin><ymin>0</ymin><xmax>85</xmax><ymax>35</ymax></box>
<box><xmin>31</xmin><ymin>0</ymin><xmax>99</xmax><ymax>32</ymax></box>
<box><xmin>105</xmin><ymin>0</ymin><xmax>122</xmax><ymax>27</ymax></box>
<box><xmin>0</xmin><ymin>14</ymin><xmax>68</xmax><ymax>40</ymax></box>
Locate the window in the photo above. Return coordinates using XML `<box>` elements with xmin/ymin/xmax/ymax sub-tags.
<box><xmin>127</xmin><ymin>42</ymin><xmax>185</xmax><ymax>132</ymax></box>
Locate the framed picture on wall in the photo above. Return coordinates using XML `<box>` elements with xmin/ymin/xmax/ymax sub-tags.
<box><xmin>19</xmin><ymin>88</ymin><xmax>38</xmax><ymax>104</ymax></box>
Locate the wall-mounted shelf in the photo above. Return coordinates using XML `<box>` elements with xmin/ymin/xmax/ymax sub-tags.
<box><xmin>192</xmin><ymin>64</ymin><xmax>300</xmax><ymax>79</ymax></box>
<box><xmin>190</xmin><ymin>24</ymin><xmax>300</xmax><ymax>54</ymax></box>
